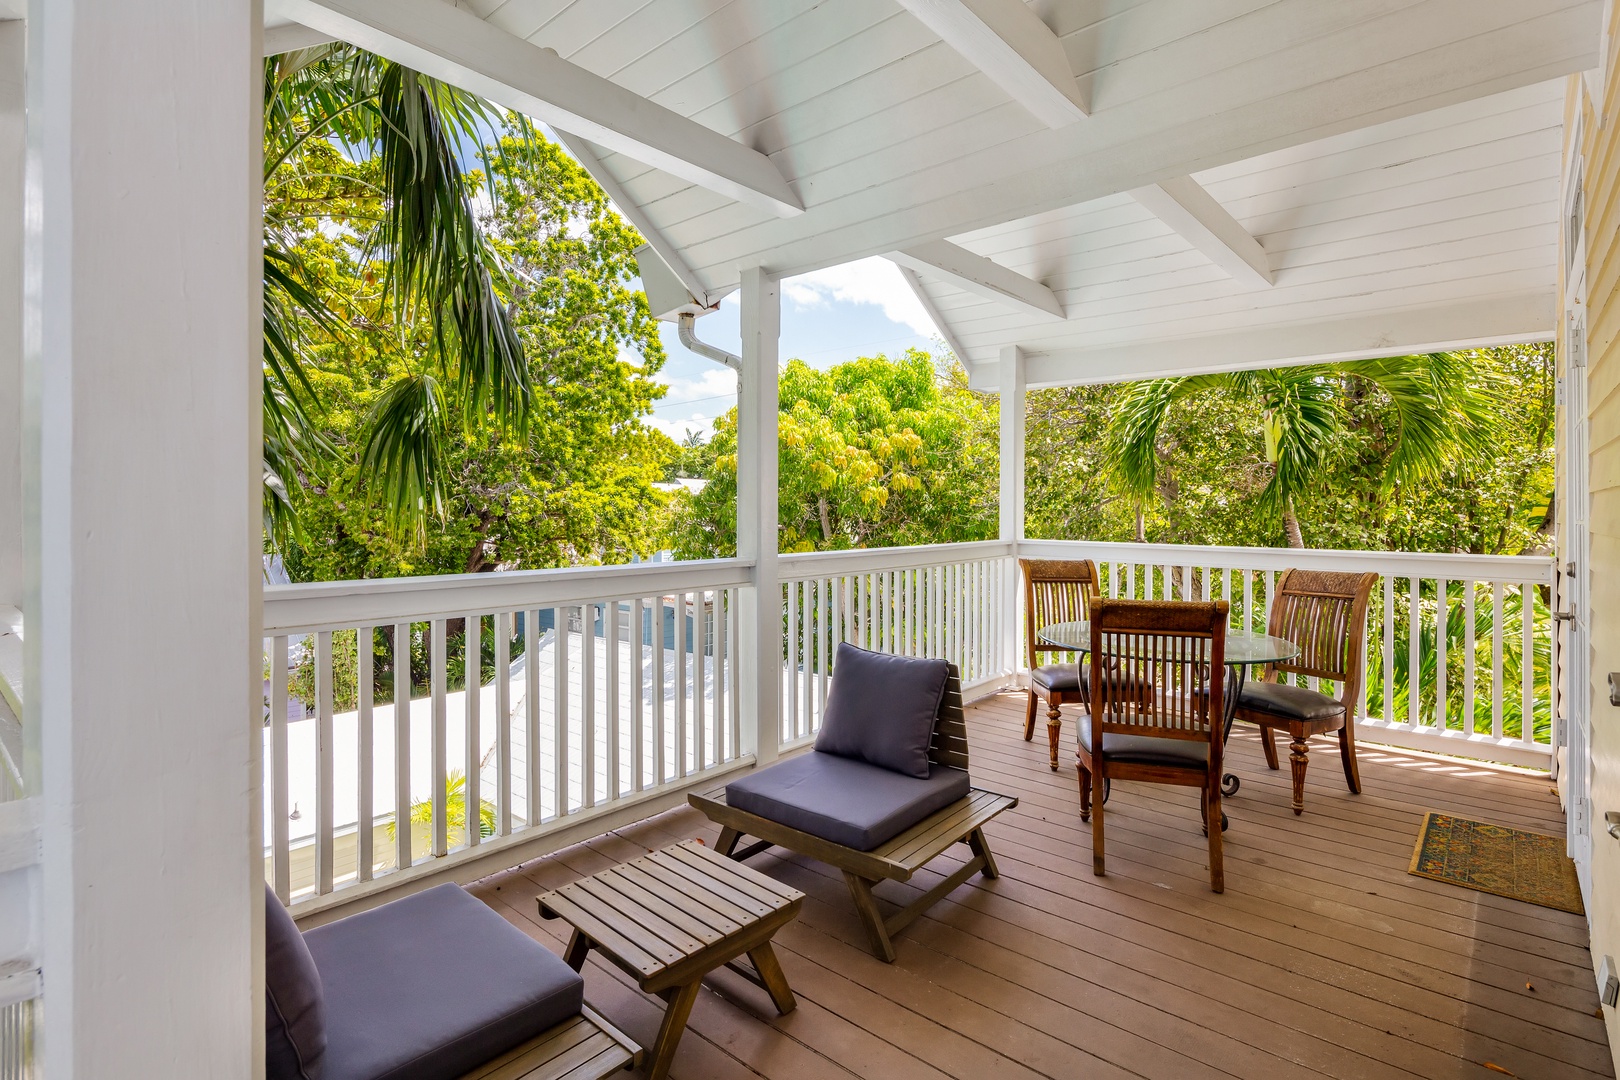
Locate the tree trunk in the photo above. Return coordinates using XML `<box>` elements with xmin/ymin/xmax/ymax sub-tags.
<box><xmin>817</xmin><ymin>495</ymin><xmax>834</xmax><ymax>543</ymax></box>
<box><xmin>1134</xmin><ymin>503</ymin><xmax>1146</xmax><ymax>543</ymax></box>
<box><xmin>1284</xmin><ymin>502</ymin><xmax>1305</xmax><ymax>549</ymax></box>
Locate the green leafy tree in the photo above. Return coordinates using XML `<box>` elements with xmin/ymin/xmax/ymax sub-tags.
<box><xmin>263</xmin><ymin>45</ymin><xmax>534</xmax><ymax>546</ymax></box>
<box><xmin>1102</xmin><ymin>354</ymin><xmax>1500</xmax><ymax>549</ymax></box>
<box><xmin>667</xmin><ymin>352</ymin><xmax>998</xmax><ymax>556</ymax></box>
<box><xmin>279</xmin><ymin>122</ymin><xmax>675</xmax><ymax>582</ymax></box>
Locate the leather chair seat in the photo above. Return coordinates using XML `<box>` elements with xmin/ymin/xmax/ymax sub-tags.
<box><xmin>1075</xmin><ymin>713</ymin><xmax>1209</xmax><ymax>769</ymax></box>
<box><xmin>1031</xmin><ymin>662</ymin><xmax>1086</xmax><ymax>693</ymax></box>
<box><xmin>1238</xmin><ymin>680</ymin><xmax>1345</xmax><ymax>723</ymax></box>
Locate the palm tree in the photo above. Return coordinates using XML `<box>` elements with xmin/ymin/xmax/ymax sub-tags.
<box><xmin>262</xmin><ymin>45</ymin><xmax>533</xmax><ymax>546</ymax></box>
<box><xmin>1104</xmin><ymin>354</ymin><xmax>1498</xmax><ymax>548</ymax></box>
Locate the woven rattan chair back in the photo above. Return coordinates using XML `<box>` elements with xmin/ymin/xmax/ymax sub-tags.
<box><xmin>1020</xmin><ymin>558</ymin><xmax>1099</xmax><ymax>667</ymax></box>
<box><xmin>1088</xmin><ymin>598</ymin><xmax>1228</xmax><ymax>747</ymax></box>
<box><xmin>1264</xmin><ymin>569</ymin><xmax>1378</xmax><ymax>706</ymax></box>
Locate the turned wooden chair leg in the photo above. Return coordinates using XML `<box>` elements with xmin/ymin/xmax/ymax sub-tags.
<box><xmin>1260</xmin><ymin>725</ymin><xmax>1279</xmax><ymax>770</ymax></box>
<box><xmin>1339</xmin><ymin>721</ymin><xmax>1362</xmax><ymax>794</ymax></box>
<box><xmin>1289</xmin><ymin>735</ymin><xmax>1309</xmax><ymax>815</ymax></box>
<box><xmin>1077</xmin><ymin>761</ymin><xmax>1092</xmax><ymax>822</ymax></box>
<box><xmin>1024</xmin><ymin>689</ymin><xmax>1038</xmax><ymax>740</ymax></box>
<box><xmin>1046</xmin><ymin>698</ymin><xmax>1063</xmax><ymax>771</ymax></box>
<box><xmin>1091</xmin><ymin>766</ymin><xmax>1107</xmax><ymax>876</ymax></box>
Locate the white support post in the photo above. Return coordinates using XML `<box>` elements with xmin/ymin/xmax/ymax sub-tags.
<box><xmin>736</xmin><ymin>266</ymin><xmax>781</xmax><ymax>767</ymax></box>
<box><xmin>0</xmin><ymin>20</ymin><xmax>20</xmax><ymax>614</ymax></box>
<box><xmin>999</xmin><ymin>345</ymin><xmax>1026</xmax><ymax>679</ymax></box>
<box><xmin>25</xmin><ymin>1</ymin><xmax>262</xmax><ymax>1076</ymax></box>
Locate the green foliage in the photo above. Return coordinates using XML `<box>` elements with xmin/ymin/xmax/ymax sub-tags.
<box><xmin>386</xmin><ymin>770</ymin><xmax>497</xmax><ymax>854</ymax></box>
<box><xmin>665</xmin><ymin>352</ymin><xmax>999</xmax><ymax>556</ymax></box>
<box><xmin>277</xmin><ymin>120</ymin><xmax>676</xmax><ymax>582</ymax></box>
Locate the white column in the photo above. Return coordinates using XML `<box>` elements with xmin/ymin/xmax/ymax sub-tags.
<box><xmin>999</xmin><ymin>345</ymin><xmax>1026</xmax><ymax>676</ymax></box>
<box><xmin>736</xmin><ymin>266</ymin><xmax>781</xmax><ymax>767</ymax></box>
<box><xmin>25</xmin><ymin>1</ymin><xmax>262</xmax><ymax>1076</ymax></box>
<box><xmin>0</xmin><ymin>20</ymin><xmax>21</xmax><ymax>611</ymax></box>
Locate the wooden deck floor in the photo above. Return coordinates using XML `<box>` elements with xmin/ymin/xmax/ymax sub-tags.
<box><xmin>470</xmin><ymin>690</ymin><xmax>1610</xmax><ymax>1080</ymax></box>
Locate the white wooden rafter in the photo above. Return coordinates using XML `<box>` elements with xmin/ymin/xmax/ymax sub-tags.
<box><xmin>889</xmin><ymin>239</ymin><xmax>1065</xmax><ymax>321</ymax></box>
<box><xmin>1129</xmin><ymin>175</ymin><xmax>1274</xmax><ymax>289</ymax></box>
<box><xmin>264</xmin><ymin>21</ymin><xmax>339</xmax><ymax>55</ymax></box>
<box><xmin>893</xmin><ymin>0</ymin><xmax>1087</xmax><ymax>128</ymax></box>
<box><xmin>268</xmin><ymin>0</ymin><xmax>805</xmax><ymax>218</ymax></box>
<box><xmin>895</xmin><ymin>264</ymin><xmax>974</xmax><ymax>365</ymax></box>
<box><xmin>552</xmin><ymin>129</ymin><xmax>711</xmax><ymax>307</ymax></box>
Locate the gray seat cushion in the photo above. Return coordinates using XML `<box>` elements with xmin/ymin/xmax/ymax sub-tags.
<box><xmin>304</xmin><ymin>883</ymin><xmax>584</xmax><ymax>1080</ymax></box>
<box><xmin>815</xmin><ymin>643</ymin><xmax>950</xmax><ymax>778</ymax></box>
<box><xmin>1075</xmin><ymin>714</ymin><xmax>1209</xmax><ymax>769</ymax></box>
<box><xmin>727</xmin><ymin>750</ymin><xmax>971</xmax><ymax>851</ymax></box>
<box><xmin>265</xmin><ymin>884</ymin><xmax>327</xmax><ymax>1080</ymax></box>
<box><xmin>1031</xmin><ymin>662</ymin><xmax>1085</xmax><ymax>693</ymax></box>
<box><xmin>1239</xmin><ymin>680</ymin><xmax>1346</xmax><ymax>722</ymax></box>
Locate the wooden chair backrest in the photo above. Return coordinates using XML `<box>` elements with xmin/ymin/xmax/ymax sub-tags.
<box><xmin>1088</xmin><ymin>599</ymin><xmax>1228</xmax><ymax>751</ymax></box>
<box><xmin>1020</xmin><ymin>558</ymin><xmax>1100</xmax><ymax>667</ymax></box>
<box><xmin>928</xmin><ymin>666</ymin><xmax>970</xmax><ymax>772</ymax></box>
<box><xmin>1264</xmin><ymin>568</ymin><xmax>1378</xmax><ymax>707</ymax></box>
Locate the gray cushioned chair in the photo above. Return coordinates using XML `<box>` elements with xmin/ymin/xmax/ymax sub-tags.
<box><xmin>265</xmin><ymin>882</ymin><xmax>639</xmax><ymax>1080</ymax></box>
<box><xmin>689</xmin><ymin>648</ymin><xmax>1017</xmax><ymax>962</ymax></box>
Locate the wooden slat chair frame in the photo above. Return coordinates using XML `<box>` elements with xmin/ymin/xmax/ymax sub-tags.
<box><xmin>1235</xmin><ymin>567</ymin><xmax>1379</xmax><ymax>815</ymax></box>
<box><xmin>457</xmin><ymin>1005</ymin><xmax>640</xmax><ymax>1080</ymax></box>
<box><xmin>1020</xmin><ymin>558</ymin><xmax>1101</xmax><ymax>771</ymax></box>
<box><xmin>688</xmin><ymin>666</ymin><xmax>1017</xmax><ymax>962</ymax></box>
<box><xmin>1078</xmin><ymin>598</ymin><xmax>1229</xmax><ymax>892</ymax></box>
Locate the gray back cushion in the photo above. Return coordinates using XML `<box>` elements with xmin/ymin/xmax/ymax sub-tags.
<box><xmin>265</xmin><ymin>884</ymin><xmax>326</xmax><ymax>1080</ymax></box>
<box><xmin>815</xmin><ymin>643</ymin><xmax>948</xmax><ymax>778</ymax></box>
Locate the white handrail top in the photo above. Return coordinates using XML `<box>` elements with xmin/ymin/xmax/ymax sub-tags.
<box><xmin>779</xmin><ymin>539</ymin><xmax>1015</xmax><ymax>577</ymax></box>
<box><xmin>1019</xmin><ymin>539</ymin><xmax>1555</xmax><ymax>583</ymax></box>
<box><xmin>263</xmin><ymin>557</ymin><xmax>754</xmax><ymax>635</ymax></box>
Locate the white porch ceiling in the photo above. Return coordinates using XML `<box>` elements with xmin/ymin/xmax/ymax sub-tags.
<box><xmin>267</xmin><ymin>0</ymin><xmax>1593</xmax><ymax>383</ymax></box>
<box><xmin>939</xmin><ymin>77</ymin><xmax>1569</xmax><ymax>387</ymax></box>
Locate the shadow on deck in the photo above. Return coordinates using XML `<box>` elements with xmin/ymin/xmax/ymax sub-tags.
<box><xmin>470</xmin><ymin>690</ymin><xmax>1609</xmax><ymax>1080</ymax></box>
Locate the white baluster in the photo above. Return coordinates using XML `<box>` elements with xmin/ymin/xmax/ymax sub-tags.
<box><xmin>356</xmin><ymin>628</ymin><xmax>374</xmax><ymax>878</ymax></box>
<box><xmin>464</xmin><ymin>614</ymin><xmax>481</xmax><ymax>848</ymax></box>
<box><xmin>430</xmin><ymin>618</ymin><xmax>448</xmax><ymax>858</ymax></box>
<box><xmin>271</xmin><ymin>635</ymin><xmax>290</xmax><ymax>902</ymax></box>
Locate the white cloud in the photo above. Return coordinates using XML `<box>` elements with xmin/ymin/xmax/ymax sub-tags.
<box><xmin>781</xmin><ymin>256</ymin><xmax>939</xmax><ymax>338</ymax></box>
<box><xmin>645</xmin><ymin>411</ymin><xmax>719</xmax><ymax>443</ymax></box>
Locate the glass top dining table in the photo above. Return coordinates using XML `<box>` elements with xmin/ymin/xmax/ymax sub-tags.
<box><xmin>1036</xmin><ymin>620</ymin><xmax>1301</xmax><ymax>802</ymax></box>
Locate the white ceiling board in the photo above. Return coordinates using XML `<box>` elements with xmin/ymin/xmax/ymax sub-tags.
<box><xmin>675</xmin><ymin>0</ymin><xmax>1595</xmax><ymax>281</ymax></box>
<box><xmin>920</xmin><ymin>76</ymin><xmax>1564</xmax><ymax>381</ymax></box>
<box><xmin>965</xmin><ymin>292</ymin><xmax>1557</xmax><ymax>390</ymax></box>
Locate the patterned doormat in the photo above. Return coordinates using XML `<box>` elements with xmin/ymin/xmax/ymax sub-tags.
<box><xmin>1408</xmin><ymin>812</ymin><xmax>1584</xmax><ymax>915</ymax></box>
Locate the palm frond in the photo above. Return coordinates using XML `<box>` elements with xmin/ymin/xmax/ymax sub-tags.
<box><xmin>373</xmin><ymin>65</ymin><xmax>530</xmax><ymax>433</ymax></box>
<box><xmin>1340</xmin><ymin>352</ymin><xmax>1501</xmax><ymax>490</ymax></box>
<box><xmin>361</xmin><ymin>373</ymin><xmax>450</xmax><ymax>538</ymax></box>
<box><xmin>1103</xmin><ymin>373</ymin><xmax>1236</xmax><ymax>501</ymax></box>
<box><xmin>1250</xmin><ymin>368</ymin><xmax>1340</xmax><ymax>515</ymax></box>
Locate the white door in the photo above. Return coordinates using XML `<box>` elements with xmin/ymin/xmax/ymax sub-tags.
<box><xmin>1564</xmin><ymin>306</ymin><xmax>1593</xmax><ymax>900</ymax></box>
<box><xmin>1561</xmin><ymin>129</ymin><xmax>1593</xmax><ymax>901</ymax></box>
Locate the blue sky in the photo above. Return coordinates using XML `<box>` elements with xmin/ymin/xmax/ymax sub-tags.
<box><xmin>639</xmin><ymin>257</ymin><xmax>946</xmax><ymax>443</ymax></box>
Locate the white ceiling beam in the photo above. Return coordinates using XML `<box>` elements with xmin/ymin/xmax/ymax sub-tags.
<box><xmin>889</xmin><ymin>240</ymin><xmax>1065</xmax><ymax>321</ymax></box>
<box><xmin>269</xmin><ymin>0</ymin><xmax>805</xmax><ymax>219</ymax></box>
<box><xmin>263</xmin><ymin>22</ymin><xmax>340</xmax><ymax>56</ymax></box>
<box><xmin>551</xmin><ymin>128</ymin><xmax>712</xmax><ymax>307</ymax></box>
<box><xmin>1129</xmin><ymin>176</ymin><xmax>1274</xmax><ymax>289</ymax></box>
<box><xmin>894</xmin><ymin>0</ymin><xmax>1087</xmax><ymax>127</ymax></box>
<box><xmin>895</xmin><ymin>265</ymin><xmax>974</xmax><ymax>365</ymax></box>
<box><xmin>965</xmin><ymin>293</ymin><xmax>1554</xmax><ymax>391</ymax></box>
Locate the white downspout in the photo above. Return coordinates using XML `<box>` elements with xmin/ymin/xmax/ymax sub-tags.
<box><xmin>677</xmin><ymin>312</ymin><xmax>740</xmax><ymax>373</ymax></box>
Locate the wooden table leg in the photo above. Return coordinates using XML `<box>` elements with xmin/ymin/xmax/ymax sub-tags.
<box><xmin>563</xmin><ymin>928</ymin><xmax>592</xmax><ymax>971</ymax></box>
<box><xmin>646</xmin><ymin>981</ymin><xmax>703</xmax><ymax>1080</ymax></box>
<box><xmin>746</xmin><ymin>941</ymin><xmax>797</xmax><ymax>1015</ymax></box>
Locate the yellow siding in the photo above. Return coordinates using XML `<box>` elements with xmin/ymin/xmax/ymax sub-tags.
<box><xmin>1579</xmin><ymin>6</ymin><xmax>1620</xmax><ymax>1067</ymax></box>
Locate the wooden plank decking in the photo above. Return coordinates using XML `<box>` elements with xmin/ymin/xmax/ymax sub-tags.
<box><xmin>469</xmin><ymin>690</ymin><xmax>1610</xmax><ymax>1080</ymax></box>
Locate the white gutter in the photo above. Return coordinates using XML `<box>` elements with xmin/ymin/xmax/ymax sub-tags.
<box><xmin>678</xmin><ymin>312</ymin><xmax>741</xmax><ymax>373</ymax></box>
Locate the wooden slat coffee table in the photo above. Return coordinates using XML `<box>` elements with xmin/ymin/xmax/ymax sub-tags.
<box><xmin>537</xmin><ymin>840</ymin><xmax>804</xmax><ymax>1080</ymax></box>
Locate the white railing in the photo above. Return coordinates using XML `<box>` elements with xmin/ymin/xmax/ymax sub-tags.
<box><xmin>777</xmin><ymin>541</ymin><xmax>1018</xmax><ymax>748</ymax></box>
<box><xmin>262</xmin><ymin>559</ymin><xmax>752</xmax><ymax>909</ymax></box>
<box><xmin>1021</xmin><ymin>540</ymin><xmax>1558</xmax><ymax>768</ymax></box>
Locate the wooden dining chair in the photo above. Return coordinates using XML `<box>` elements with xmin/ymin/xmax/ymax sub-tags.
<box><xmin>1020</xmin><ymin>558</ymin><xmax>1101</xmax><ymax>770</ymax></box>
<box><xmin>1078</xmin><ymin>598</ymin><xmax>1229</xmax><ymax>892</ymax></box>
<box><xmin>1234</xmin><ymin>568</ymin><xmax>1378</xmax><ymax>815</ymax></box>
